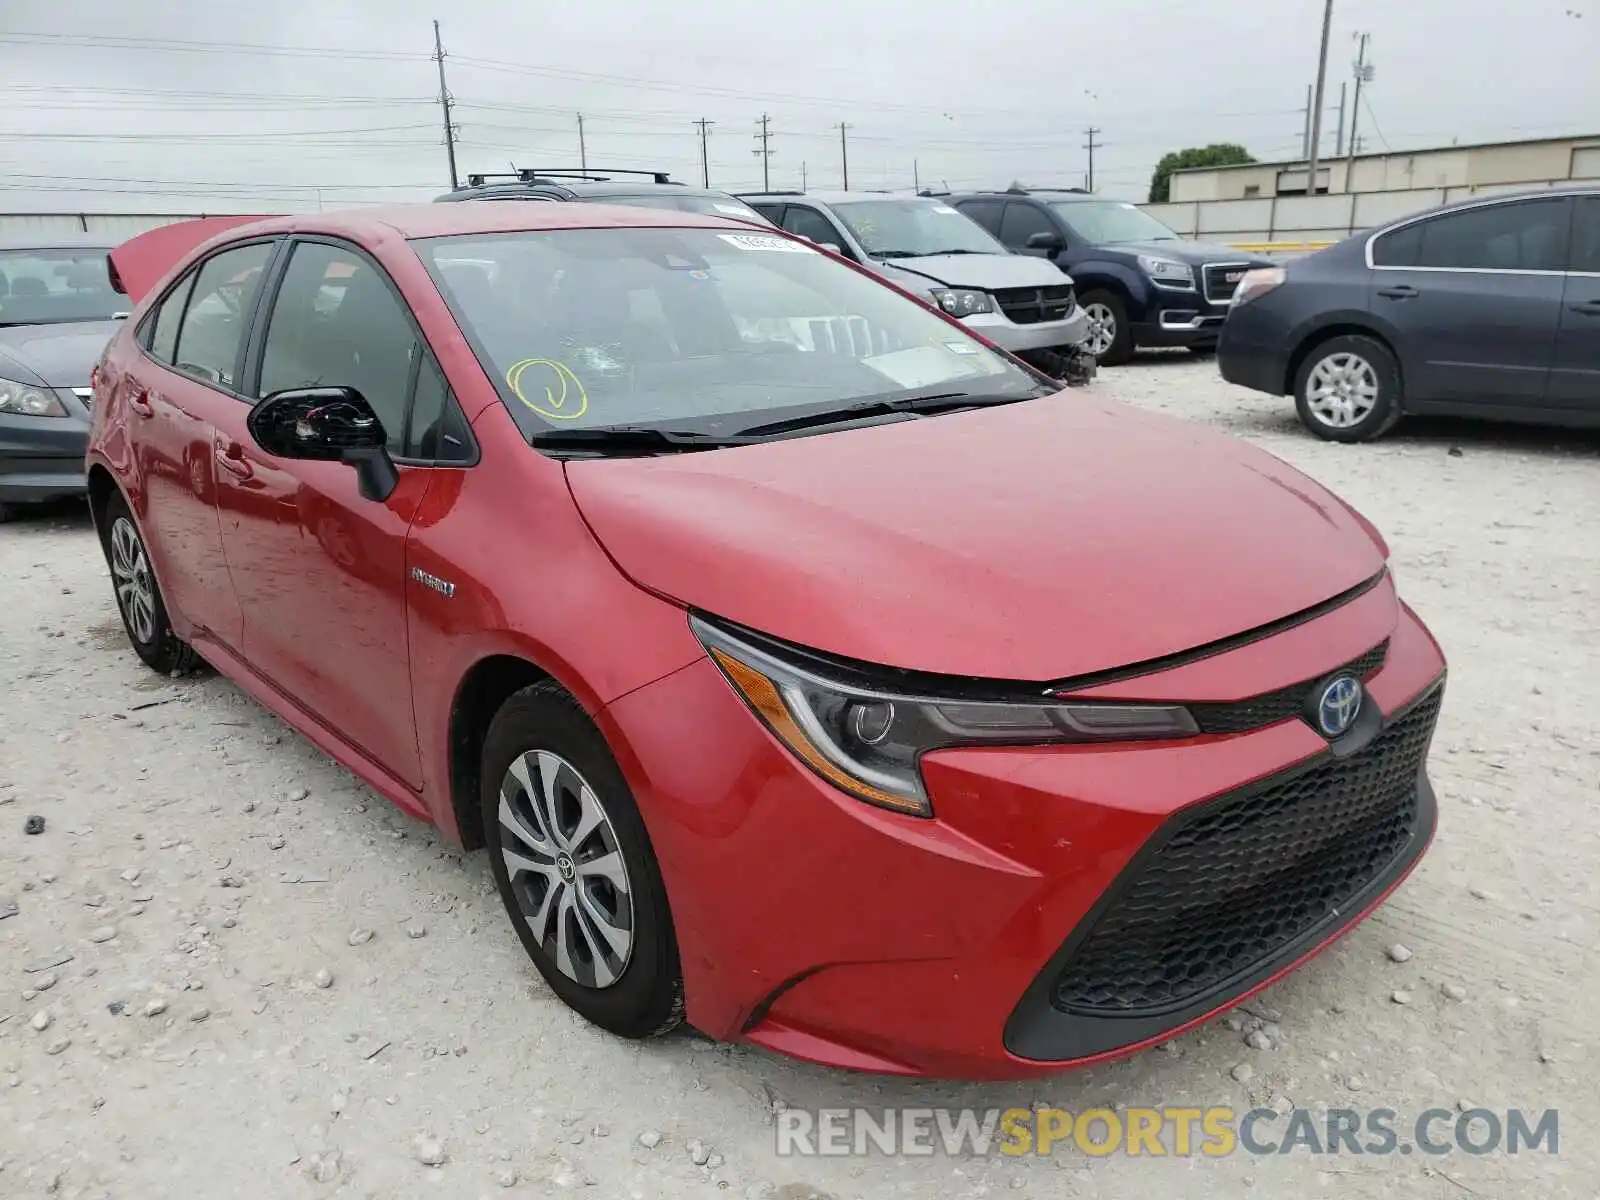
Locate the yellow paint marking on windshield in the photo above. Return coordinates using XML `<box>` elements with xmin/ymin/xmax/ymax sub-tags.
<box><xmin>506</xmin><ymin>357</ymin><xmax>589</xmax><ymax>422</ymax></box>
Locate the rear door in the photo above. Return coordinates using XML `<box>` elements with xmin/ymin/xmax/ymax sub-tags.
<box><xmin>1551</xmin><ymin>194</ymin><xmax>1600</xmax><ymax>411</ymax></box>
<box><xmin>1367</xmin><ymin>196</ymin><xmax>1570</xmax><ymax>409</ymax></box>
<box><xmin>124</xmin><ymin>239</ymin><xmax>277</xmax><ymax>648</ymax></box>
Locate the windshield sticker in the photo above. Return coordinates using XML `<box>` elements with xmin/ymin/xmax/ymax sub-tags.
<box><xmin>944</xmin><ymin>341</ymin><xmax>979</xmax><ymax>355</ymax></box>
<box><xmin>506</xmin><ymin>357</ymin><xmax>589</xmax><ymax>422</ymax></box>
<box><xmin>863</xmin><ymin>345</ymin><xmax>972</xmax><ymax>390</ymax></box>
<box><xmin>717</xmin><ymin>233</ymin><xmax>816</xmax><ymax>253</ymax></box>
<box><xmin>688</xmin><ymin>268</ymin><xmax>712</xmax><ymax>280</ymax></box>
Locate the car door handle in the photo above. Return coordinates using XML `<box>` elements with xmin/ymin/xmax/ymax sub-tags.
<box><xmin>126</xmin><ymin>389</ymin><xmax>154</xmax><ymax>418</ymax></box>
<box><xmin>1569</xmin><ymin>300</ymin><xmax>1600</xmax><ymax>317</ymax></box>
<box><xmin>214</xmin><ymin>441</ymin><xmax>253</xmax><ymax>479</ymax></box>
<box><xmin>1377</xmin><ymin>284</ymin><xmax>1419</xmax><ymax>300</ymax></box>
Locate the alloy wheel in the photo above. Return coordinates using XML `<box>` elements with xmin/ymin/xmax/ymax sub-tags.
<box><xmin>1082</xmin><ymin>302</ymin><xmax>1117</xmax><ymax>357</ymax></box>
<box><xmin>498</xmin><ymin>750</ymin><xmax>635</xmax><ymax>988</ymax></box>
<box><xmin>109</xmin><ymin>516</ymin><xmax>157</xmax><ymax>645</ymax></box>
<box><xmin>1305</xmin><ymin>352</ymin><xmax>1379</xmax><ymax>429</ymax></box>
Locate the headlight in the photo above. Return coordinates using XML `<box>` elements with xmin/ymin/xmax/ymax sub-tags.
<box><xmin>0</xmin><ymin>376</ymin><xmax>68</xmax><ymax>418</ymax></box>
<box><xmin>693</xmin><ymin>617</ymin><xmax>1199</xmax><ymax>817</ymax></box>
<box><xmin>1232</xmin><ymin>267</ymin><xmax>1286</xmax><ymax>307</ymax></box>
<box><xmin>1136</xmin><ymin>255</ymin><xmax>1195</xmax><ymax>288</ymax></box>
<box><xmin>930</xmin><ymin>288</ymin><xmax>994</xmax><ymax>317</ymax></box>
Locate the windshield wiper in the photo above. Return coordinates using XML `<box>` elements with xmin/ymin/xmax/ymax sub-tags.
<box><xmin>530</xmin><ymin>426</ymin><xmax>752</xmax><ymax>455</ymax></box>
<box><xmin>870</xmin><ymin>250</ymin><xmax>921</xmax><ymax>259</ymax></box>
<box><xmin>735</xmin><ymin>391</ymin><xmax>1038</xmax><ymax>438</ymax></box>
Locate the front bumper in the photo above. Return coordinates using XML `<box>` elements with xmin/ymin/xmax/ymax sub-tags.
<box><xmin>964</xmin><ymin>304</ymin><xmax>1089</xmax><ymax>354</ymax></box>
<box><xmin>0</xmin><ymin>408</ymin><xmax>90</xmax><ymax>503</ymax></box>
<box><xmin>602</xmin><ymin>594</ymin><xmax>1446</xmax><ymax>1079</ymax></box>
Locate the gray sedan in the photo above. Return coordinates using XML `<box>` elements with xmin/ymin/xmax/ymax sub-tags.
<box><xmin>0</xmin><ymin>236</ymin><xmax>122</xmax><ymax>519</ymax></box>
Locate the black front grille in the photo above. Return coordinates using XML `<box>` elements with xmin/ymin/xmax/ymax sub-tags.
<box><xmin>1202</xmin><ymin>263</ymin><xmax>1251</xmax><ymax>305</ymax></box>
<box><xmin>993</xmin><ymin>284</ymin><xmax>1075</xmax><ymax>325</ymax></box>
<box><xmin>1051</xmin><ymin>686</ymin><xmax>1441</xmax><ymax>1016</ymax></box>
<box><xmin>1189</xmin><ymin>640</ymin><xmax>1388</xmax><ymax>735</ymax></box>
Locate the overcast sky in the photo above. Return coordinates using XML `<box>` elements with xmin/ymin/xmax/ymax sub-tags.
<box><xmin>0</xmin><ymin>0</ymin><xmax>1594</xmax><ymax>214</ymax></box>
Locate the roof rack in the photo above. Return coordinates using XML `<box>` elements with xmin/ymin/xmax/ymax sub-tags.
<box><xmin>732</xmin><ymin>190</ymin><xmax>804</xmax><ymax>197</ymax></box>
<box><xmin>463</xmin><ymin>167</ymin><xmax>679</xmax><ymax>188</ymax></box>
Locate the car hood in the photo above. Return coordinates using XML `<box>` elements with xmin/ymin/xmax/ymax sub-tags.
<box><xmin>565</xmin><ymin>395</ymin><xmax>1386</xmax><ymax>681</ymax></box>
<box><xmin>875</xmin><ymin>253</ymin><xmax>1068</xmax><ymax>291</ymax></box>
<box><xmin>1105</xmin><ymin>239</ymin><xmax>1272</xmax><ymax>266</ymax></box>
<box><xmin>0</xmin><ymin>320</ymin><xmax>121</xmax><ymax>387</ymax></box>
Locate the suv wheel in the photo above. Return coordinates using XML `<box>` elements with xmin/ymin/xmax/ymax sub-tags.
<box><xmin>1293</xmin><ymin>334</ymin><xmax>1402</xmax><ymax>443</ymax></box>
<box><xmin>482</xmin><ymin>681</ymin><xmax>685</xmax><ymax>1039</ymax></box>
<box><xmin>1079</xmin><ymin>291</ymin><xmax>1133</xmax><ymax>366</ymax></box>
<box><xmin>99</xmin><ymin>491</ymin><xmax>201</xmax><ymax>675</ymax></box>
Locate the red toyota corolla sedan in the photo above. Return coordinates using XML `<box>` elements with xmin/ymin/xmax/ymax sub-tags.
<box><xmin>87</xmin><ymin>203</ymin><xmax>1445</xmax><ymax>1079</ymax></box>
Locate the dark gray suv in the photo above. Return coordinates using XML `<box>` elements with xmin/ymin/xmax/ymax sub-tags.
<box><xmin>1219</xmin><ymin>187</ymin><xmax>1600</xmax><ymax>441</ymax></box>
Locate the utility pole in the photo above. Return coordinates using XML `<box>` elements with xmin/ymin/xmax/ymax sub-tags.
<box><xmin>753</xmin><ymin>113</ymin><xmax>774</xmax><ymax>191</ymax></box>
<box><xmin>576</xmin><ymin>113</ymin><xmax>587</xmax><ymax>172</ymax></box>
<box><xmin>800</xmin><ymin>161</ymin><xmax>807</xmax><ymax>192</ymax></box>
<box><xmin>692</xmin><ymin>118</ymin><xmax>714</xmax><ymax>187</ymax></box>
<box><xmin>432</xmin><ymin>19</ymin><xmax>458</xmax><ymax>191</ymax></box>
<box><xmin>1306</xmin><ymin>0</ymin><xmax>1335</xmax><ymax>195</ymax></box>
<box><xmin>1301</xmin><ymin>84</ymin><xmax>1313</xmax><ymax>159</ymax></box>
<box><xmin>1084</xmin><ymin>127</ymin><xmax>1102</xmax><ymax>192</ymax></box>
<box><xmin>913</xmin><ymin>158</ymin><xmax>919</xmax><ymax>193</ymax></box>
<box><xmin>1344</xmin><ymin>32</ymin><xmax>1372</xmax><ymax>192</ymax></box>
<box><xmin>1334</xmin><ymin>81</ymin><xmax>1347</xmax><ymax>155</ymax></box>
<box><xmin>837</xmin><ymin>122</ymin><xmax>851</xmax><ymax>191</ymax></box>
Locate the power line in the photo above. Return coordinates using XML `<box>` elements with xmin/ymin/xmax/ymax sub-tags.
<box><xmin>0</xmin><ymin>31</ymin><xmax>428</xmax><ymax>60</ymax></box>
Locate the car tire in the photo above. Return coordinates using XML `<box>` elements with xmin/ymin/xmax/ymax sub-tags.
<box><xmin>1293</xmin><ymin>334</ymin><xmax>1402</xmax><ymax>443</ymax></box>
<box><xmin>481</xmin><ymin>680</ymin><xmax>685</xmax><ymax>1040</ymax></box>
<box><xmin>99</xmin><ymin>491</ymin><xmax>201</xmax><ymax>675</ymax></box>
<box><xmin>1079</xmin><ymin>290</ymin><xmax>1133</xmax><ymax>366</ymax></box>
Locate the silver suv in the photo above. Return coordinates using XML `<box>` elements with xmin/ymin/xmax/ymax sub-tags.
<box><xmin>739</xmin><ymin>192</ymin><xmax>1090</xmax><ymax>374</ymax></box>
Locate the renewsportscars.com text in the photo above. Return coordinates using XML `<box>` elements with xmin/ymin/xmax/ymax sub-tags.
<box><xmin>775</xmin><ymin>1106</ymin><xmax>1559</xmax><ymax>1158</ymax></box>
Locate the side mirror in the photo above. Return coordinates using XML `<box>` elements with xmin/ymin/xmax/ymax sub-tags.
<box><xmin>818</xmin><ymin>242</ymin><xmax>844</xmax><ymax>255</ymax></box>
<box><xmin>1026</xmin><ymin>231</ymin><xmax>1065</xmax><ymax>252</ymax></box>
<box><xmin>247</xmin><ymin>386</ymin><xmax>398</xmax><ymax>503</ymax></box>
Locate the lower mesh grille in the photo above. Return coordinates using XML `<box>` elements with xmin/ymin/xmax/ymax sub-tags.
<box><xmin>1051</xmin><ymin>686</ymin><xmax>1442</xmax><ymax>1016</ymax></box>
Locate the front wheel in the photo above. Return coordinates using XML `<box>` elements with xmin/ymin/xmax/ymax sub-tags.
<box><xmin>1078</xmin><ymin>290</ymin><xmax>1133</xmax><ymax>366</ymax></box>
<box><xmin>99</xmin><ymin>491</ymin><xmax>200</xmax><ymax>675</ymax></box>
<box><xmin>481</xmin><ymin>681</ymin><xmax>684</xmax><ymax>1039</ymax></box>
<box><xmin>1293</xmin><ymin>334</ymin><xmax>1402</xmax><ymax>443</ymax></box>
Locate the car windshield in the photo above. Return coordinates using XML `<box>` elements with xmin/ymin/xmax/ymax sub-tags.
<box><xmin>829</xmin><ymin>200</ymin><xmax>1009</xmax><ymax>258</ymax></box>
<box><xmin>416</xmin><ymin>227</ymin><xmax>1042</xmax><ymax>441</ymax></box>
<box><xmin>1050</xmin><ymin>201</ymin><xmax>1182</xmax><ymax>244</ymax></box>
<box><xmin>591</xmin><ymin>193</ymin><xmax>771</xmax><ymax>225</ymax></box>
<box><xmin>0</xmin><ymin>247</ymin><xmax>120</xmax><ymax>326</ymax></box>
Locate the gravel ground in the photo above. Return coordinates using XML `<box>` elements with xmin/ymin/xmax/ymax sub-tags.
<box><xmin>2</xmin><ymin>357</ymin><xmax>1597</xmax><ymax>1199</ymax></box>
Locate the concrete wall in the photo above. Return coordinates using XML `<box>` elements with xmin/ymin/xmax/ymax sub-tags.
<box><xmin>0</xmin><ymin>212</ymin><xmax>222</xmax><ymax>239</ymax></box>
<box><xmin>1171</xmin><ymin>136</ymin><xmax>1600</xmax><ymax>203</ymax></box>
<box><xmin>1146</xmin><ymin>177</ymin><xmax>1599</xmax><ymax>250</ymax></box>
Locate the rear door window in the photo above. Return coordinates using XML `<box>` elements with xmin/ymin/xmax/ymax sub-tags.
<box><xmin>1569</xmin><ymin>196</ymin><xmax>1600</xmax><ymax>273</ymax></box>
<box><xmin>145</xmin><ymin>271</ymin><xmax>196</xmax><ymax>365</ymax></box>
<box><xmin>171</xmin><ymin>242</ymin><xmax>274</xmax><ymax>389</ymax></box>
<box><xmin>1377</xmin><ymin>199</ymin><xmax>1570</xmax><ymax>272</ymax></box>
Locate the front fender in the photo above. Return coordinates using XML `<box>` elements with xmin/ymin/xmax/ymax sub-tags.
<box><xmin>1062</xmin><ymin>258</ymin><xmax>1156</xmax><ymax>316</ymax></box>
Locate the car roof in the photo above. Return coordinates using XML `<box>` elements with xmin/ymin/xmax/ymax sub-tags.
<box><xmin>739</xmin><ymin>191</ymin><xmax>928</xmax><ymax>206</ymax></box>
<box><xmin>0</xmin><ymin>234</ymin><xmax>115</xmax><ymax>251</ymax></box>
<box><xmin>207</xmin><ymin>202</ymin><xmax>755</xmax><ymax>243</ymax></box>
